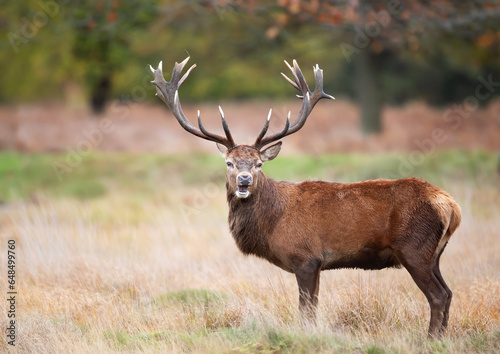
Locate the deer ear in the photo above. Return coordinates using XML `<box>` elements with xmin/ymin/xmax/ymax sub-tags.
<box><xmin>260</xmin><ymin>142</ymin><xmax>282</xmax><ymax>162</ymax></box>
<box><xmin>216</xmin><ymin>143</ymin><xmax>228</xmax><ymax>158</ymax></box>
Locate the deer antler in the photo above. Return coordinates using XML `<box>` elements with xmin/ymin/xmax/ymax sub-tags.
<box><xmin>150</xmin><ymin>57</ymin><xmax>235</xmax><ymax>149</ymax></box>
<box><xmin>253</xmin><ymin>60</ymin><xmax>334</xmax><ymax>150</ymax></box>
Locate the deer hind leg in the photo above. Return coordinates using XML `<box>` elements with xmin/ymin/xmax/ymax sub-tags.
<box><xmin>397</xmin><ymin>247</ymin><xmax>449</xmax><ymax>338</ymax></box>
<box><xmin>294</xmin><ymin>258</ymin><xmax>321</xmax><ymax>325</ymax></box>
<box><xmin>432</xmin><ymin>234</ymin><xmax>453</xmax><ymax>331</ymax></box>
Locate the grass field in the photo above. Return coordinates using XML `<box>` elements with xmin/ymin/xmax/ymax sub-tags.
<box><xmin>1</xmin><ymin>150</ymin><xmax>499</xmax><ymax>353</ymax></box>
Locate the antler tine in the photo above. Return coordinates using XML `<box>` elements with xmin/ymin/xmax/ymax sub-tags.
<box><xmin>292</xmin><ymin>59</ymin><xmax>310</xmax><ymax>94</ymax></box>
<box><xmin>219</xmin><ymin>106</ymin><xmax>235</xmax><ymax>147</ymax></box>
<box><xmin>254</xmin><ymin>109</ymin><xmax>272</xmax><ymax>147</ymax></box>
<box><xmin>253</xmin><ymin>60</ymin><xmax>334</xmax><ymax>149</ymax></box>
<box><xmin>313</xmin><ymin>64</ymin><xmax>336</xmax><ymax>101</ymax></box>
<box><xmin>197</xmin><ymin>110</ymin><xmax>212</xmax><ymax>138</ymax></box>
<box><xmin>254</xmin><ymin>111</ymin><xmax>291</xmax><ymax>149</ymax></box>
<box><xmin>197</xmin><ymin>107</ymin><xmax>235</xmax><ymax>147</ymax></box>
<box><xmin>151</xmin><ymin>57</ymin><xmax>235</xmax><ymax>149</ymax></box>
<box><xmin>280</xmin><ymin>72</ymin><xmax>298</xmax><ymax>91</ymax></box>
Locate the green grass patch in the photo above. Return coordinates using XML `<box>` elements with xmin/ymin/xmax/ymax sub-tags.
<box><xmin>0</xmin><ymin>149</ymin><xmax>497</xmax><ymax>202</ymax></box>
<box><xmin>153</xmin><ymin>289</ymin><xmax>227</xmax><ymax>307</ymax></box>
<box><xmin>99</xmin><ymin>324</ymin><xmax>500</xmax><ymax>353</ymax></box>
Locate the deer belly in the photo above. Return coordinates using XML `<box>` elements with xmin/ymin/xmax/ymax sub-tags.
<box><xmin>321</xmin><ymin>247</ymin><xmax>402</xmax><ymax>270</ymax></box>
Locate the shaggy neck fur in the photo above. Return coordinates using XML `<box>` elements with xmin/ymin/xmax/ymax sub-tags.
<box><xmin>227</xmin><ymin>172</ymin><xmax>285</xmax><ymax>257</ymax></box>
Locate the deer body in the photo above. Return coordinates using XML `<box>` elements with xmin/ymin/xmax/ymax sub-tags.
<box><xmin>228</xmin><ymin>174</ymin><xmax>461</xmax><ymax>274</ymax></box>
<box><xmin>151</xmin><ymin>57</ymin><xmax>461</xmax><ymax>338</ymax></box>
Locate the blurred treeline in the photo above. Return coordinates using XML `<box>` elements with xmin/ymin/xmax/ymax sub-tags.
<box><xmin>1</xmin><ymin>1</ymin><xmax>500</xmax><ymax>129</ymax></box>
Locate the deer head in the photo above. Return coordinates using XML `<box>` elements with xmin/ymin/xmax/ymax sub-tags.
<box><xmin>216</xmin><ymin>143</ymin><xmax>281</xmax><ymax>199</ymax></box>
<box><xmin>150</xmin><ymin>57</ymin><xmax>334</xmax><ymax>199</ymax></box>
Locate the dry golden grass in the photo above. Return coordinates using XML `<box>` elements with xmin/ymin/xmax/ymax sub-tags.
<box><xmin>1</xmin><ymin>180</ymin><xmax>499</xmax><ymax>353</ymax></box>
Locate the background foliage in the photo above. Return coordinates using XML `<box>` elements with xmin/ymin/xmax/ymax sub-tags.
<box><xmin>2</xmin><ymin>0</ymin><xmax>500</xmax><ymax>108</ymax></box>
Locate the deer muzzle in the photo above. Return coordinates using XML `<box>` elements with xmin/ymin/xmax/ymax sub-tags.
<box><xmin>236</xmin><ymin>173</ymin><xmax>252</xmax><ymax>198</ymax></box>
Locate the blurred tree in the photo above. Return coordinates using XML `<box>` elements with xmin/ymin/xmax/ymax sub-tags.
<box><xmin>273</xmin><ymin>0</ymin><xmax>500</xmax><ymax>133</ymax></box>
<box><xmin>67</xmin><ymin>0</ymin><xmax>157</xmax><ymax>113</ymax></box>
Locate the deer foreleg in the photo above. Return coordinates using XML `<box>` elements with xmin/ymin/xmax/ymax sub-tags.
<box><xmin>295</xmin><ymin>258</ymin><xmax>321</xmax><ymax>325</ymax></box>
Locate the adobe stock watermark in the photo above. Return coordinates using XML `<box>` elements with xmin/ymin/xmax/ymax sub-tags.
<box><xmin>340</xmin><ymin>1</ymin><xmax>402</xmax><ymax>63</ymax></box>
<box><xmin>51</xmin><ymin>68</ymin><xmax>156</xmax><ymax>181</ymax></box>
<box><xmin>51</xmin><ymin>116</ymin><xmax>117</xmax><ymax>181</ymax></box>
<box><xmin>213</xmin><ymin>0</ymin><xmax>236</xmax><ymax>21</ymax></box>
<box><xmin>267</xmin><ymin>106</ymin><xmax>292</xmax><ymax>136</ymax></box>
<box><xmin>179</xmin><ymin>170</ymin><xmax>226</xmax><ymax>222</ymax></box>
<box><xmin>186</xmin><ymin>0</ymin><xmax>236</xmax><ymax>22</ymax></box>
<box><xmin>389</xmin><ymin>73</ymin><xmax>499</xmax><ymax>178</ymax></box>
<box><xmin>8</xmin><ymin>0</ymin><xmax>70</xmax><ymax>53</ymax></box>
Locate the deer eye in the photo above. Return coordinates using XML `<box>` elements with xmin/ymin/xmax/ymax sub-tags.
<box><xmin>226</xmin><ymin>161</ymin><xmax>234</xmax><ymax>168</ymax></box>
<box><xmin>256</xmin><ymin>162</ymin><xmax>263</xmax><ymax>169</ymax></box>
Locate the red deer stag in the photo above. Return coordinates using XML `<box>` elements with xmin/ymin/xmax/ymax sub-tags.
<box><xmin>150</xmin><ymin>57</ymin><xmax>461</xmax><ymax>338</ymax></box>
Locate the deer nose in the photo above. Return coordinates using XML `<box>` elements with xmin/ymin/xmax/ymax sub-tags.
<box><xmin>238</xmin><ymin>174</ymin><xmax>252</xmax><ymax>186</ymax></box>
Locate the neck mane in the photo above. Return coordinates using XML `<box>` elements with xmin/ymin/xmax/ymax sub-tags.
<box><xmin>226</xmin><ymin>173</ymin><xmax>284</xmax><ymax>256</ymax></box>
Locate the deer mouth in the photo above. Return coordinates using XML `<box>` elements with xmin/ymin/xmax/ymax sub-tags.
<box><xmin>236</xmin><ymin>185</ymin><xmax>250</xmax><ymax>198</ymax></box>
